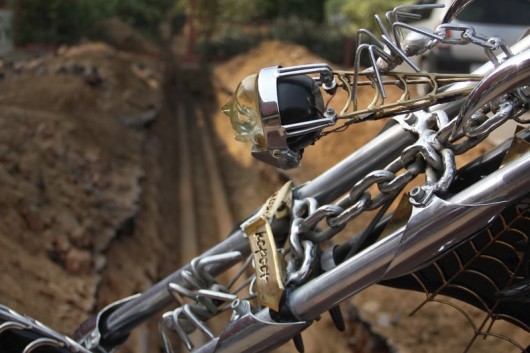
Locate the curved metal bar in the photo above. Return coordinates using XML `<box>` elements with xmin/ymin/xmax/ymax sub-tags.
<box><xmin>23</xmin><ymin>338</ymin><xmax>63</xmax><ymax>353</ymax></box>
<box><xmin>453</xmin><ymin>49</ymin><xmax>530</xmax><ymax>137</ymax></box>
<box><xmin>172</xmin><ymin>308</ymin><xmax>194</xmax><ymax>350</ymax></box>
<box><xmin>0</xmin><ymin>305</ymin><xmax>92</xmax><ymax>353</ymax></box>
<box><xmin>374</xmin><ymin>14</ymin><xmax>391</xmax><ymax>39</ymax></box>
<box><xmin>0</xmin><ymin>321</ymin><xmax>27</xmax><ymax>334</ymax></box>
<box><xmin>421</xmin><ymin>35</ymin><xmax>530</xmax><ymax>121</ymax></box>
<box><xmin>193</xmin><ymin>309</ymin><xmax>309</xmax><ymax>353</ymax></box>
<box><xmin>353</xmin><ymin>44</ymin><xmax>383</xmax><ymax>99</ymax></box>
<box><xmin>183</xmin><ymin>305</ymin><xmax>215</xmax><ymax>339</ymax></box>
<box><xmin>442</xmin><ymin>0</ymin><xmax>474</xmax><ymax>24</ymax></box>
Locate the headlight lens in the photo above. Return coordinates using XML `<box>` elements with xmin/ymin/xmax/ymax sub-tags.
<box><xmin>221</xmin><ymin>74</ymin><xmax>265</xmax><ymax>147</ymax></box>
<box><xmin>222</xmin><ymin>65</ymin><xmax>336</xmax><ymax>169</ymax></box>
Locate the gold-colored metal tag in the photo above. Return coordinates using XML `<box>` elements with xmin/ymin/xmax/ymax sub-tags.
<box><xmin>241</xmin><ymin>181</ymin><xmax>293</xmax><ymax>312</ymax></box>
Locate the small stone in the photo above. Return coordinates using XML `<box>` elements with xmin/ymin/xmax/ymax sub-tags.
<box><xmin>65</xmin><ymin>248</ymin><xmax>93</xmax><ymax>275</ymax></box>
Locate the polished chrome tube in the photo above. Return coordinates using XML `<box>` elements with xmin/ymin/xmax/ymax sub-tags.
<box><xmin>193</xmin><ymin>310</ymin><xmax>309</xmax><ymax>353</ymax></box>
<box><xmin>181</xmin><ymin>135</ymin><xmax>529</xmax><ymax>352</ymax></box>
<box><xmin>435</xmin><ymin>34</ymin><xmax>530</xmax><ymax>116</ymax></box>
<box><xmin>458</xmin><ymin>49</ymin><xmax>530</xmax><ymax>121</ymax></box>
<box><xmin>288</xmin><ymin>147</ymin><xmax>530</xmax><ymax>321</ymax></box>
<box><xmin>442</xmin><ymin>0</ymin><xmax>474</xmax><ymax>24</ymax></box>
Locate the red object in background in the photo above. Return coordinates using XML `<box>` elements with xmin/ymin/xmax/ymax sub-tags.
<box><xmin>0</xmin><ymin>0</ymin><xmax>7</xmax><ymax>9</ymax></box>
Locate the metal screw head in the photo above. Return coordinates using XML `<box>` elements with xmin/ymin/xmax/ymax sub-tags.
<box><xmin>409</xmin><ymin>186</ymin><xmax>426</xmax><ymax>203</ymax></box>
<box><xmin>230</xmin><ymin>299</ymin><xmax>251</xmax><ymax>321</ymax></box>
<box><xmin>404</xmin><ymin>114</ymin><xmax>416</xmax><ymax>125</ymax></box>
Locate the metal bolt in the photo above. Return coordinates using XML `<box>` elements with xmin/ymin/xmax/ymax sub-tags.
<box><xmin>324</xmin><ymin>108</ymin><xmax>336</xmax><ymax>119</ymax></box>
<box><xmin>409</xmin><ymin>186</ymin><xmax>426</xmax><ymax>203</ymax></box>
<box><xmin>231</xmin><ymin>299</ymin><xmax>250</xmax><ymax>320</ymax></box>
<box><xmin>404</xmin><ymin>114</ymin><xmax>416</xmax><ymax>125</ymax></box>
<box><xmin>271</xmin><ymin>149</ymin><xmax>283</xmax><ymax>158</ymax></box>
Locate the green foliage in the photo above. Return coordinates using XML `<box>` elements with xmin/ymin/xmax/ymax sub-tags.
<box><xmin>12</xmin><ymin>0</ymin><xmax>92</xmax><ymax>45</ymax></box>
<box><xmin>265</xmin><ymin>0</ymin><xmax>326</xmax><ymax>22</ymax></box>
<box><xmin>12</xmin><ymin>0</ymin><xmax>176</xmax><ymax>45</ymax></box>
<box><xmin>178</xmin><ymin>0</ymin><xmax>340</xmax><ymax>62</ymax></box>
<box><xmin>216</xmin><ymin>0</ymin><xmax>272</xmax><ymax>21</ymax></box>
<box><xmin>175</xmin><ymin>0</ymin><xmax>326</xmax><ymax>23</ymax></box>
<box><xmin>332</xmin><ymin>0</ymin><xmax>412</xmax><ymax>34</ymax></box>
<box><xmin>269</xmin><ymin>18</ymin><xmax>346</xmax><ymax>63</ymax></box>
<box><xmin>12</xmin><ymin>0</ymin><xmax>416</xmax><ymax>64</ymax></box>
<box><xmin>197</xmin><ymin>28</ymin><xmax>262</xmax><ymax>59</ymax></box>
<box><xmin>101</xmin><ymin>0</ymin><xmax>175</xmax><ymax>40</ymax></box>
<box><xmin>196</xmin><ymin>17</ymin><xmax>347</xmax><ymax>64</ymax></box>
<box><xmin>191</xmin><ymin>0</ymin><xmax>417</xmax><ymax>63</ymax></box>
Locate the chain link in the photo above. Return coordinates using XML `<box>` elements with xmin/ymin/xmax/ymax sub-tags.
<box><xmin>431</xmin><ymin>24</ymin><xmax>513</xmax><ymax>64</ymax></box>
<box><xmin>436</xmin><ymin>98</ymin><xmax>519</xmax><ymax>154</ymax></box>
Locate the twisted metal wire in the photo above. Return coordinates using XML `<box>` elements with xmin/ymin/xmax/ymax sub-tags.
<box><xmin>159</xmin><ymin>252</ymin><xmax>259</xmax><ymax>352</ymax></box>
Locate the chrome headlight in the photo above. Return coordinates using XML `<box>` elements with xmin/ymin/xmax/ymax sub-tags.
<box><xmin>222</xmin><ymin>64</ymin><xmax>337</xmax><ymax>169</ymax></box>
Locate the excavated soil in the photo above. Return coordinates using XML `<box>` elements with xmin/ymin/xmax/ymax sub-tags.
<box><xmin>0</xmin><ymin>41</ymin><xmax>168</xmax><ymax>352</ymax></box>
<box><xmin>0</xmin><ymin>36</ymin><xmax>527</xmax><ymax>353</ymax></box>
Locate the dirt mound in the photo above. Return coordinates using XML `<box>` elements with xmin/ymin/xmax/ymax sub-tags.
<box><xmin>214</xmin><ymin>40</ymin><xmax>328</xmax><ymax>91</ymax></box>
<box><xmin>0</xmin><ymin>42</ymin><xmax>163</xmax><ymax>333</ymax></box>
<box><xmin>1</xmin><ymin>42</ymin><xmax>162</xmax><ymax>127</ymax></box>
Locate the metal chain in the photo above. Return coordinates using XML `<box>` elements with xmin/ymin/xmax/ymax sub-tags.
<box><xmin>435</xmin><ymin>97</ymin><xmax>519</xmax><ymax>154</ymax></box>
<box><xmin>286</xmin><ymin>95</ymin><xmax>525</xmax><ymax>282</ymax></box>
<box><xmin>429</xmin><ymin>24</ymin><xmax>513</xmax><ymax>64</ymax></box>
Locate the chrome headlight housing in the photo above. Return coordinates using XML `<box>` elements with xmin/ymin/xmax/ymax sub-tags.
<box><xmin>222</xmin><ymin>64</ymin><xmax>337</xmax><ymax>169</ymax></box>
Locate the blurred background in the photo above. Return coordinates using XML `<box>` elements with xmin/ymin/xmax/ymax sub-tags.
<box><xmin>0</xmin><ymin>0</ymin><xmax>407</xmax><ymax>64</ymax></box>
<box><xmin>0</xmin><ymin>1</ymin><xmax>528</xmax><ymax>353</ymax></box>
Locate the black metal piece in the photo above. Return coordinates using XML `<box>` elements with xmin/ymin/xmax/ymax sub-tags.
<box><xmin>278</xmin><ymin>75</ymin><xmax>325</xmax><ymax>152</ymax></box>
<box><xmin>496</xmin><ymin>279</ymin><xmax>530</xmax><ymax>303</ymax></box>
<box><xmin>328</xmin><ymin>306</ymin><xmax>346</xmax><ymax>332</ymax></box>
<box><xmin>381</xmin><ymin>192</ymin><xmax>530</xmax><ymax>329</ymax></box>
<box><xmin>292</xmin><ymin>333</ymin><xmax>305</xmax><ymax>353</ymax></box>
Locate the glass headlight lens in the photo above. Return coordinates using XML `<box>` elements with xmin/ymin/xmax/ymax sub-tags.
<box><xmin>221</xmin><ymin>74</ymin><xmax>265</xmax><ymax>146</ymax></box>
<box><xmin>222</xmin><ymin>65</ymin><xmax>336</xmax><ymax>169</ymax></box>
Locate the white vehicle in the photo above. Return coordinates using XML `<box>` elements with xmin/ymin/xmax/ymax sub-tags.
<box><xmin>412</xmin><ymin>0</ymin><xmax>530</xmax><ymax>72</ymax></box>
